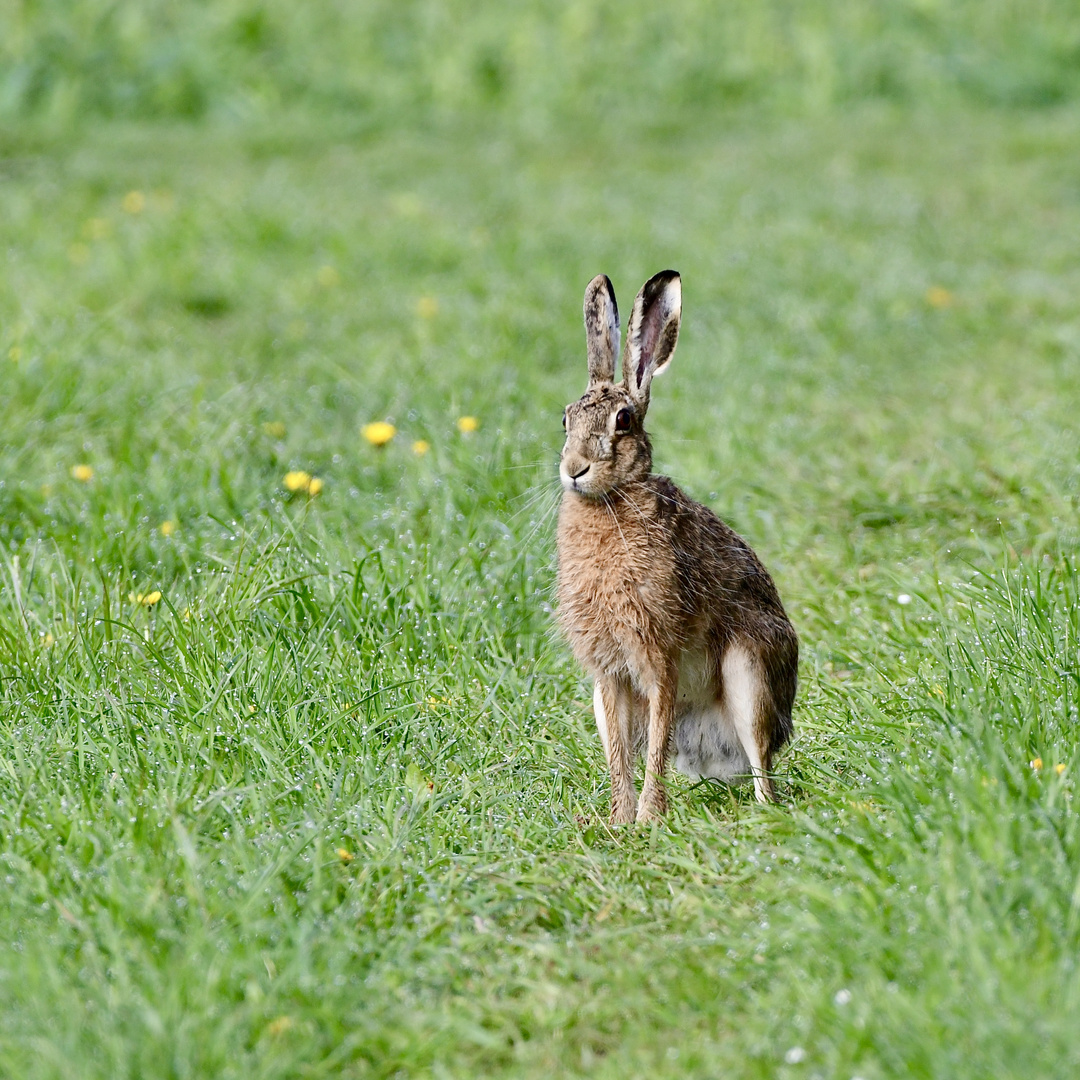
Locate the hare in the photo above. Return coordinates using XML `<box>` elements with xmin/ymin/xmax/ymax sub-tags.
<box><xmin>555</xmin><ymin>271</ymin><xmax>798</xmax><ymax>823</ymax></box>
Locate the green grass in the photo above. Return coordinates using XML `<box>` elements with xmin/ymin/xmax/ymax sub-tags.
<box><xmin>5</xmin><ymin>0</ymin><xmax>1080</xmax><ymax>126</ymax></box>
<box><xmin>3</xmin><ymin>8</ymin><xmax>1080</xmax><ymax>1075</ymax></box>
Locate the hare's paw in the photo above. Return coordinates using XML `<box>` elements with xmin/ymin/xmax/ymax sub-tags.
<box><xmin>635</xmin><ymin>787</ymin><xmax>667</xmax><ymax>823</ymax></box>
<box><xmin>610</xmin><ymin>795</ymin><xmax>637</xmax><ymax>825</ymax></box>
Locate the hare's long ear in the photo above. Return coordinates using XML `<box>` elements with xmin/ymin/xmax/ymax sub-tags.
<box><xmin>623</xmin><ymin>270</ymin><xmax>681</xmax><ymax>408</ymax></box>
<box><xmin>583</xmin><ymin>274</ymin><xmax>620</xmax><ymax>387</ymax></box>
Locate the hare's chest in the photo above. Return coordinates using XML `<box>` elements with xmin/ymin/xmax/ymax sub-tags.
<box><xmin>556</xmin><ymin>526</ymin><xmax>676</xmax><ymax>675</ymax></box>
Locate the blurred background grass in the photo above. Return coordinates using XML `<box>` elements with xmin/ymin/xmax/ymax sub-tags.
<box><xmin>4</xmin><ymin>0</ymin><xmax>1080</xmax><ymax>130</ymax></box>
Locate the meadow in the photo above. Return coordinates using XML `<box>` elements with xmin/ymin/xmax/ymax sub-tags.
<box><xmin>2</xmin><ymin>3</ymin><xmax>1080</xmax><ymax>1077</ymax></box>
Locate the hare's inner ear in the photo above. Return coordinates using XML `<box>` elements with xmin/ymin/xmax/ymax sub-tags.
<box><xmin>623</xmin><ymin>270</ymin><xmax>681</xmax><ymax>406</ymax></box>
<box><xmin>584</xmin><ymin>274</ymin><xmax>620</xmax><ymax>387</ymax></box>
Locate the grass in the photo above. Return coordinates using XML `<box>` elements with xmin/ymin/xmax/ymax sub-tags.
<box><xmin>3</xmin><ymin>10</ymin><xmax>1080</xmax><ymax>1075</ymax></box>
<box><xmin>5</xmin><ymin>0</ymin><xmax>1080</xmax><ymax>125</ymax></box>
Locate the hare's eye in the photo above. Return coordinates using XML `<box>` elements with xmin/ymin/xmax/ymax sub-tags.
<box><xmin>562</xmin><ymin>410</ymin><xmax>567</xmax><ymax>430</ymax></box>
<box><xmin>615</xmin><ymin>408</ymin><xmax>632</xmax><ymax>432</ymax></box>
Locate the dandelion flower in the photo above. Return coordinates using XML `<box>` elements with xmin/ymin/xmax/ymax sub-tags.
<box><xmin>129</xmin><ymin>590</ymin><xmax>162</xmax><ymax>606</ymax></box>
<box><xmin>71</xmin><ymin>464</ymin><xmax>94</xmax><ymax>482</ymax></box>
<box><xmin>266</xmin><ymin>1016</ymin><xmax>294</xmax><ymax>1036</ymax></box>
<box><xmin>121</xmin><ymin>190</ymin><xmax>145</xmax><ymax>214</ymax></box>
<box><xmin>284</xmin><ymin>470</ymin><xmax>312</xmax><ymax>492</ymax></box>
<box><xmin>9</xmin><ymin>345</ymin><xmax>22</xmax><ymax>362</ymax></box>
<box><xmin>457</xmin><ymin>416</ymin><xmax>479</xmax><ymax>434</ymax></box>
<box><xmin>417</xmin><ymin>296</ymin><xmax>439</xmax><ymax>319</ymax></box>
<box><xmin>262</xmin><ymin>420</ymin><xmax>287</xmax><ymax>438</ymax></box>
<box><xmin>412</xmin><ymin>439</ymin><xmax>430</xmax><ymax>456</ymax></box>
<box><xmin>160</xmin><ymin>520</ymin><xmax>177</xmax><ymax>537</ymax></box>
<box><xmin>83</xmin><ymin>217</ymin><xmax>111</xmax><ymax>240</ymax></box>
<box><xmin>68</xmin><ymin>243</ymin><xmax>90</xmax><ymax>265</ymax></box>
<box><xmin>316</xmin><ymin>265</ymin><xmax>340</xmax><ymax>289</ymax></box>
<box><xmin>362</xmin><ymin>421</ymin><xmax>396</xmax><ymax>447</ymax></box>
<box><xmin>1031</xmin><ymin>757</ymin><xmax>1043</xmax><ymax>771</ymax></box>
<box><xmin>925</xmin><ymin>286</ymin><xmax>954</xmax><ymax>309</ymax></box>
<box><xmin>336</xmin><ymin>848</ymin><xmax>353</xmax><ymax>862</ymax></box>
<box><xmin>1054</xmin><ymin>763</ymin><xmax>1066</xmax><ymax>776</ymax></box>
<box><xmin>283</xmin><ymin>470</ymin><xmax>322</xmax><ymax>496</ymax></box>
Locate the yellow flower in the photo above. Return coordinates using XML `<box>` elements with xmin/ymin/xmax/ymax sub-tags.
<box><xmin>262</xmin><ymin>420</ymin><xmax>287</xmax><ymax>438</ymax></box>
<box><xmin>362</xmin><ymin>421</ymin><xmax>396</xmax><ymax>447</ymax></box>
<box><xmin>8</xmin><ymin>345</ymin><xmax>22</xmax><ymax>362</ymax></box>
<box><xmin>1030</xmin><ymin>757</ymin><xmax>1043</xmax><ymax>771</ymax></box>
<box><xmin>457</xmin><ymin>416</ymin><xmax>479</xmax><ymax>433</ymax></box>
<box><xmin>82</xmin><ymin>217</ymin><xmax>111</xmax><ymax>240</ymax></box>
<box><xmin>336</xmin><ymin>848</ymin><xmax>354</xmax><ymax>862</ymax></box>
<box><xmin>925</xmin><ymin>286</ymin><xmax>954</xmax><ymax>309</ymax></box>
<box><xmin>412</xmin><ymin>439</ymin><xmax>430</xmax><ymax>456</ymax></box>
<box><xmin>160</xmin><ymin>520</ymin><xmax>177</xmax><ymax>537</ymax></box>
<box><xmin>71</xmin><ymin>464</ymin><xmax>94</xmax><ymax>482</ymax></box>
<box><xmin>266</xmin><ymin>1016</ymin><xmax>294</xmax><ymax>1036</ymax></box>
<box><xmin>283</xmin><ymin>470</ymin><xmax>322</xmax><ymax>495</ymax></box>
<box><xmin>41</xmin><ymin>632</ymin><xmax>55</xmax><ymax>648</ymax></box>
<box><xmin>121</xmin><ymin>190</ymin><xmax>145</xmax><ymax>214</ymax></box>
<box><xmin>1054</xmin><ymin>763</ymin><xmax>1066</xmax><ymax>776</ymax></box>
<box><xmin>129</xmin><ymin>590</ymin><xmax>162</xmax><ymax>606</ymax></box>
<box><xmin>316</xmin><ymin>265</ymin><xmax>340</xmax><ymax>289</ymax></box>
<box><xmin>68</xmin><ymin>243</ymin><xmax>90</xmax><ymax>265</ymax></box>
<box><xmin>417</xmin><ymin>296</ymin><xmax>439</xmax><ymax>319</ymax></box>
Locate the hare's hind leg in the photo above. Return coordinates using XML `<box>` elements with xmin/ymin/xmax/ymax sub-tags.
<box><xmin>723</xmin><ymin>645</ymin><xmax>776</xmax><ymax>804</ymax></box>
<box><xmin>594</xmin><ymin>676</ymin><xmax>638</xmax><ymax>824</ymax></box>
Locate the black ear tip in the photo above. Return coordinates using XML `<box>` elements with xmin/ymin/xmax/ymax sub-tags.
<box><xmin>642</xmin><ymin>269</ymin><xmax>681</xmax><ymax>304</ymax></box>
<box><xmin>585</xmin><ymin>273</ymin><xmax>618</xmax><ymax>317</ymax></box>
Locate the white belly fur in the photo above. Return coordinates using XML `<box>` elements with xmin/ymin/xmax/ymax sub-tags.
<box><xmin>672</xmin><ymin>646</ymin><xmax>753</xmax><ymax>782</ymax></box>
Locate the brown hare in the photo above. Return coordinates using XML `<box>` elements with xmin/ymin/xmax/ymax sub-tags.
<box><xmin>555</xmin><ymin>271</ymin><xmax>798</xmax><ymax>823</ymax></box>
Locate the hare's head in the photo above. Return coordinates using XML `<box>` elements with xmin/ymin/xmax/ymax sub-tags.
<box><xmin>559</xmin><ymin>270</ymin><xmax>681</xmax><ymax>497</ymax></box>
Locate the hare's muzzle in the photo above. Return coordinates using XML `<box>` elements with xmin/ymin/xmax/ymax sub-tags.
<box><xmin>559</xmin><ymin>456</ymin><xmax>592</xmax><ymax>493</ymax></box>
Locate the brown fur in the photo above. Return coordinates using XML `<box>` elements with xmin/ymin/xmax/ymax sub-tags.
<box><xmin>555</xmin><ymin>272</ymin><xmax>798</xmax><ymax>823</ymax></box>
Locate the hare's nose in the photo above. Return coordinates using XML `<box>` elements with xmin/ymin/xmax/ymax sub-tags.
<box><xmin>569</xmin><ymin>463</ymin><xmax>591</xmax><ymax>479</ymax></box>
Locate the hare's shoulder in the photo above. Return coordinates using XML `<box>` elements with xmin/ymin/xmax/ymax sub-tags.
<box><xmin>649</xmin><ymin>475</ymin><xmax>778</xmax><ymax>594</ymax></box>
<box><xmin>649</xmin><ymin>475</ymin><xmax>745</xmax><ymax>549</ymax></box>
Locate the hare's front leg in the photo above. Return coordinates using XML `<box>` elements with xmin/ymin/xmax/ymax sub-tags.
<box><xmin>637</xmin><ymin>665</ymin><xmax>678</xmax><ymax>822</ymax></box>
<box><xmin>595</xmin><ymin>676</ymin><xmax>637</xmax><ymax>824</ymax></box>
